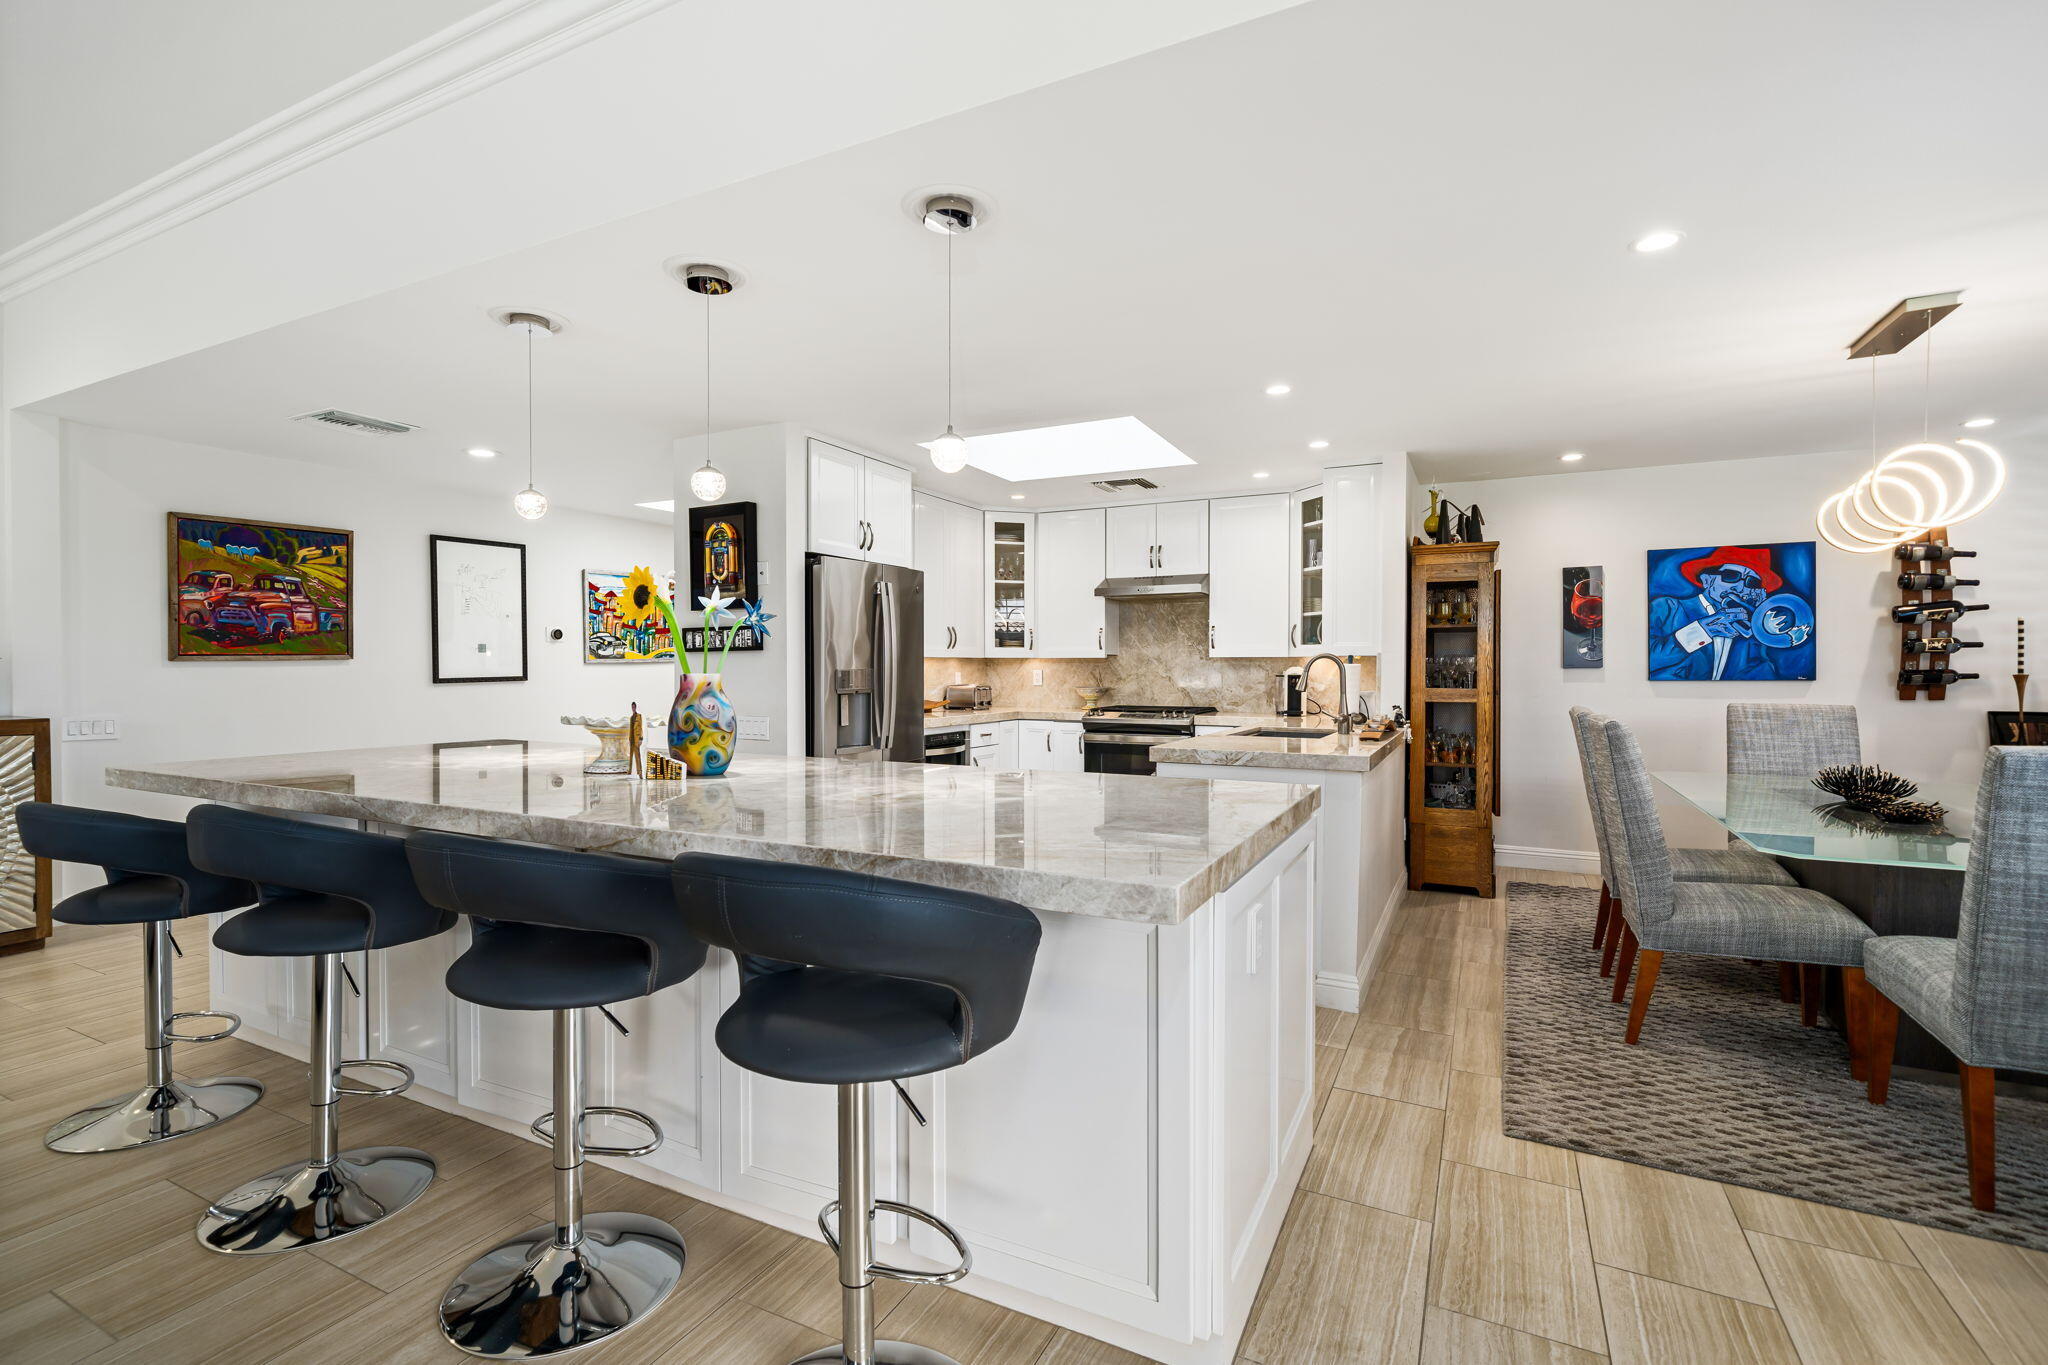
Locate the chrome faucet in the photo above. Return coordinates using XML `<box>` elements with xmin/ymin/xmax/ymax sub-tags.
<box><xmin>1301</xmin><ymin>653</ymin><xmax>1355</xmax><ymax>735</ymax></box>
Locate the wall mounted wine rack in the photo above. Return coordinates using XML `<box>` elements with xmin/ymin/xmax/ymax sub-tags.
<box><xmin>1893</xmin><ymin>526</ymin><xmax>1983</xmax><ymax>701</ymax></box>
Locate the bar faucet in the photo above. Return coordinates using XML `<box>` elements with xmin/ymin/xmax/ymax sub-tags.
<box><xmin>1301</xmin><ymin>653</ymin><xmax>1355</xmax><ymax>735</ymax></box>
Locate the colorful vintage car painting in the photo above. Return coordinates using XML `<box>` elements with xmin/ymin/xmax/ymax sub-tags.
<box><xmin>169</xmin><ymin>514</ymin><xmax>353</xmax><ymax>659</ymax></box>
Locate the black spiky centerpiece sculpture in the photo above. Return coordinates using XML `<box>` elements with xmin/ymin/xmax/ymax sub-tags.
<box><xmin>1812</xmin><ymin>764</ymin><xmax>1949</xmax><ymax>825</ymax></box>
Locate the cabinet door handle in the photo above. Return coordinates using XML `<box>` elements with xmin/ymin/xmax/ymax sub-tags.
<box><xmin>1210</xmin><ymin>624</ymin><xmax>1217</xmax><ymax>649</ymax></box>
<box><xmin>1045</xmin><ymin>731</ymin><xmax>1052</xmax><ymax>752</ymax></box>
<box><xmin>1289</xmin><ymin>623</ymin><xmax>1297</xmax><ymax>648</ymax></box>
<box><xmin>1097</xmin><ymin>626</ymin><xmax>1103</xmax><ymax>650</ymax></box>
<box><xmin>1027</xmin><ymin>627</ymin><xmax>1034</xmax><ymax>650</ymax></box>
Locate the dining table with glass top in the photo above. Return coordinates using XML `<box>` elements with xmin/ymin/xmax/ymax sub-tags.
<box><xmin>1655</xmin><ymin>767</ymin><xmax>2004</xmax><ymax>1077</ymax></box>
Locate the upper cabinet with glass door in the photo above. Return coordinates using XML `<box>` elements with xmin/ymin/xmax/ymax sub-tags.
<box><xmin>986</xmin><ymin>512</ymin><xmax>1035</xmax><ymax>654</ymax></box>
<box><xmin>1292</xmin><ymin>488</ymin><xmax>1324</xmax><ymax>652</ymax></box>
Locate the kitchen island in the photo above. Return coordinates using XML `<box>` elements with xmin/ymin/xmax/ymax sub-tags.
<box><xmin>108</xmin><ymin>743</ymin><xmax>1320</xmax><ymax>1365</ymax></box>
<box><xmin>1155</xmin><ymin>725</ymin><xmax>1408</xmax><ymax>1013</ymax></box>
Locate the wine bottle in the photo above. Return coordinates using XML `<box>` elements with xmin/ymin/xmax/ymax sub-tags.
<box><xmin>1903</xmin><ymin>634</ymin><xmax>1984</xmax><ymax>654</ymax></box>
<box><xmin>1894</xmin><ymin>543</ymin><xmax>1977</xmax><ymax>562</ymax></box>
<box><xmin>1898</xmin><ymin>668</ymin><xmax>1980</xmax><ymax>687</ymax></box>
<box><xmin>1897</xmin><ymin>572</ymin><xmax>1981</xmax><ymax>590</ymax></box>
<box><xmin>1890</xmin><ymin>600</ymin><xmax>1990</xmax><ymax>623</ymax></box>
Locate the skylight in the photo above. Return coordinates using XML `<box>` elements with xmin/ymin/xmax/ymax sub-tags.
<box><xmin>918</xmin><ymin>416</ymin><xmax>1193</xmax><ymax>483</ymax></box>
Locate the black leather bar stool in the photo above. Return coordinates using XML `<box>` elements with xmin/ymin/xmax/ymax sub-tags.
<box><xmin>408</xmin><ymin>830</ymin><xmax>706</xmax><ymax>1359</ymax></box>
<box><xmin>185</xmin><ymin>803</ymin><xmax>454</xmax><ymax>1254</ymax></box>
<box><xmin>673</xmin><ymin>853</ymin><xmax>1040</xmax><ymax>1365</ymax></box>
<box><xmin>14</xmin><ymin>803</ymin><xmax>264</xmax><ymax>1153</ymax></box>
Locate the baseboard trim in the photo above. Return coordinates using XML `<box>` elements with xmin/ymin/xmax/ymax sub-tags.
<box><xmin>1314</xmin><ymin>972</ymin><xmax>1361</xmax><ymax>1012</ymax></box>
<box><xmin>1494</xmin><ymin>844</ymin><xmax>1600</xmax><ymax>874</ymax></box>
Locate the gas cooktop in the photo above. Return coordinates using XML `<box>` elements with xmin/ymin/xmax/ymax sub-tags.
<box><xmin>1083</xmin><ymin>705</ymin><xmax>1219</xmax><ymax>722</ymax></box>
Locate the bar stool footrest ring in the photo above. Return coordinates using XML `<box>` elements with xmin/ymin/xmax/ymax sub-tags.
<box><xmin>163</xmin><ymin>1009</ymin><xmax>241</xmax><ymax>1044</ymax></box>
<box><xmin>818</xmin><ymin>1199</ymin><xmax>973</xmax><ymax>1285</ymax></box>
<box><xmin>332</xmin><ymin>1058</ymin><xmax>414</xmax><ymax>1098</ymax></box>
<box><xmin>531</xmin><ymin>1105</ymin><xmax>663</xmax><ymax>1158</ymax></box>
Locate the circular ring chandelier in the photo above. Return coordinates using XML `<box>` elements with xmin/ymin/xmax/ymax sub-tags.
<box><xmin>1814</xmin><ymin>309</ymin><xmax>2008</xmax><ymax>554</ymax></box>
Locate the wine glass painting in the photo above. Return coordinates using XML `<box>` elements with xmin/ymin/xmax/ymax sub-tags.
<box><xmin>1562</xmin><ymin>565</ymin><xmax>1603</xmax><ymax>669</ymax></box>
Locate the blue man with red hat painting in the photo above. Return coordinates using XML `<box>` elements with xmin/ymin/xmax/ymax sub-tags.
<box><xmin>1646</xmin><ymin>542</ymin><xmax>1817</xmax><ymax>681</ymax></box>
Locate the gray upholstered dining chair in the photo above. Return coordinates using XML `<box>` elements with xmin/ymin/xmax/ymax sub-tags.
<box><xmin>1863</xmin><ymin>746</ymin><xmax>2048</xmax><ymax>1212</ymax></box>
<box><xmin>1598</xmin><ymin>716</ymin><xmax>1876</xmax><ymax>1051</ymax></box>
<box><xmin>1569</xmin><ymin>707</ymin><xmax>1796</xmax><ymax>981</ymax></box>
<box><xmin>1726</xmin><ymin>702</ymin><xmax>1862</xmax><ymax>776</ymax></box>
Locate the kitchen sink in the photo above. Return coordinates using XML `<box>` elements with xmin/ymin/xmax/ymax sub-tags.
<box><xmin>1239</xmin><ymin>727</ymin><xmax>1336</xmax><ymax>739</ymax></box>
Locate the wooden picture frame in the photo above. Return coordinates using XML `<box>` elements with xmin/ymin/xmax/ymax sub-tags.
<box><xmin>686</xmin><ymin>501</ymin><xmax>757</xmax><ymax>606</ymax></box>
<box><xmin>168</xmin><ymin>512</ymin><xmax>354</xmax><ymax>660</ymax></box>
<box><xmin>429</xmin><ymin>535</ymin><xmax>529</xmax><ymax>684</ymax></box>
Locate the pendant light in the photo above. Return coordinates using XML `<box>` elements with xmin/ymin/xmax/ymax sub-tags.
<box><xmin>680</xmin><ymin>264</ymin><xmax>735</xmax><ymax>502</ymax></box>
<box><xmin>1817</xmin><ymin>295</ymin><xmax>2008</xmax><ymax>553</ymax></box>
<box><xmin>923</xmin><ymin>194</ymin><xmax>977</xmax><ymax>473</ymax></box>
<box><xmin>501</xmin><ymin>311</ymin><xmax>559</xmax><ymax>520</ymax></box>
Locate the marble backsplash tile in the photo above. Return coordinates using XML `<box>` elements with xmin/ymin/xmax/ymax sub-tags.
<box><xmin>924</xmin><ymin>598</ymin><xmax>1376</xmax><ymax>714</ymax></box>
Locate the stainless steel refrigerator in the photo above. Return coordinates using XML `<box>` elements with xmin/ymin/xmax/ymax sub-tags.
<box><xmin>806</xmin><ymin>553</ymin><xmax>925</xmax><ymax>763</ymax></box>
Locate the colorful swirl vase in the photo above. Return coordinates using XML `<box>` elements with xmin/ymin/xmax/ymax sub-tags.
<box><xmin>668</xmin><ymin>672</ymin><xmax>737</xmax><ymax>777</ymax></box>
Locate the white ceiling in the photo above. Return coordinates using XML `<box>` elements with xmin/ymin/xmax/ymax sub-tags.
<box><xmin>35</xmin><ymin>0</ymin><xmax>2048</xmax><ymax>522</ymax></box>
<box><xmin>0</xmin><ymin>0</ymin><xmax>496</xmax><ymax>252</ymax></box>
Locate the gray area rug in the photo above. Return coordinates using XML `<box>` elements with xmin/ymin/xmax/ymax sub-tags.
<box><xmin>1501</xmin><ymin>881</ymin><xmax>2048</xmax><ymax>1251</ymax></box>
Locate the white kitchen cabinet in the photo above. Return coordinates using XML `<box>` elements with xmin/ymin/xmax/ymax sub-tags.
<box><xmin>1290</xmin><ymin>487</ymin><xmax>1325</xmax><ymax>653</ymax></box>
<box><xmin>1032</xmin><ymin>508</ymin><xmax>1115</xmax><ymax>658</ymax></box>
<box><xmin>809</xmin><ymin>438</ymin><xmax>913</xmax><ymax>567</ymax></box>
<box><xmin>986</xmin><ymin>514</ymin><xmax>1035</xmax><ymax>654</ymax></box>
<box><xmin>1208</xmin><ymin>495</ymin><xmax>1293</xmax><ymax>657</ymax></box>
<box><xmin>1106</xmin><ymin>500</ymin><xmax>1209</xmax><ymax>577</ymax></box>
<box><xmin>914</xmin><ymin>492</ymin><xmax>985</xmax><ymax>657</ymax></box>
<box><xmin>1051</xmin><ymin>721</ymin><xmax>1084</xmax><ymax>771</ymax></box>
<box><xmin>1018</xmin><ymin>721</ymin><xmax>1057</xmax><ymax>771</ymax></box>
<box><xmin>1320</xmin><ymin>463</ymin><xmax>1383</xmax><ymax>655</ymax></box>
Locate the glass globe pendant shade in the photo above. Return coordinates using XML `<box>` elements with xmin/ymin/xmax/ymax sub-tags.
<box><xmin>690</xmin><ymin>460</ymin><xmax>727</xmax><ymax>502</ymax></box>
<box><xmin>928</xmin><ymin>427</ymin><xmax>969</xmax><ymax>473</ymax></box>
<box><xmin>513</xmin><ymin>486</ymin><xmax>549</xmax><ymax>520</ymax></box>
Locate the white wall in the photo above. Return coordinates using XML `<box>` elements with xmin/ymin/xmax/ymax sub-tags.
<box><xmin>1433</xmin><ymin>445</ymin><xmax>2047</xmax><ymax>863</ymax></box>
<box><xmin>47</xmin><ymin>422</ymin><xmax>674</xmax><ymax>824</ymax></box>
<box><xmin>671</xmin><ymin>424</ymin><xmax>808</xmax><ymax>755</ymax></box>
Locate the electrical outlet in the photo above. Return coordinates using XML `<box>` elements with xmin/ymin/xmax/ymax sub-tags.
<box><xmin>738</xmin><ymin>715</ymin><xmax>770</xmax><ymax>741</ymax></box>
<box><xmin>63</xmin><ymin>717</ymin><xmax>121</xmax><ymax>741</ymax></box>
<box><xmin>1031</xmin><ymin>669</ymin><xmax>1044</xmax><ymax>686</ymax></box>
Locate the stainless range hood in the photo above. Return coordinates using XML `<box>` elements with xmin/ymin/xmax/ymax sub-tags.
<box><xmin>1095</xmin><ymin>574</ymin><xmax>1210</xmax><ymax>600</ymax></box>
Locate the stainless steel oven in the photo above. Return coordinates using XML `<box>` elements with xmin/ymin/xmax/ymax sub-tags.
<box><xmin>923</xmin><ymin>731</ymin><xmax>968</xmax><ymax>766</ymax></box>
<box><xmin>1080</xmin><ymin>705</ymin><xmax>1217</xmax><ymax>777</ymax></box>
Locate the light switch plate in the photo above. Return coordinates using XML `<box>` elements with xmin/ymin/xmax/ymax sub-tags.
<box><xmin>738</xmin><ymin>715</ymin><xmax>770</xmax><ymax>741</ymax></box>
<box><xmin>63</xmin><ymin>717</ymin><xmax>121</xmax><ymax>741</ymax></box>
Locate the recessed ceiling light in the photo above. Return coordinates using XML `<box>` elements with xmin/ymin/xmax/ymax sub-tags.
<box><xmin>635</xmin><ymin>499</ymin><xmax>676</xmax><ymax>512</ymax></box>
<box><xmin>1963</xmin><ymin>416</ymin><xmax>1996</xmax><ymax>428</ymax></box>
<box><xmin>1561</xmin><ymin>451</ymin><xmax>1586</xmax><ymax>462</ymax></box>
<box><xmin>1010</xmin><ymin>493</ymin><xmax>1025</xmax><ymax>500</ymax></box>
<box><xmin>1253</xmin><ymin>471</ymin><xmax>1271</xmax><ymax>479</ymax></box>
<box><xmin>918</xmin><ymin>415</ymin><xmax>1193</xmax><ymax>482</ymax></box>
<box><xmin>1308</xmin><ymin>439</ymin><xmax>1329</xmax><ymax>450</ymax></box>
<box><xmin>1630</xmin><ymin>229</ymin><xmax>1685</xmax><ymax>253</ymax></box>
<box><xmin>466</xmin><ymin>447</ymin><xmax>498</xmax><ymax>459</ymax></box>
<box><xmin>1264</xmin><ymin>382</ymin><xmax>1292</xmax><ymax>396</ymax></box>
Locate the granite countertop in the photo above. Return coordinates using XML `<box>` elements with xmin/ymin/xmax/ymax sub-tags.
<box><xmin>107</xmin><ymin>743</ymin><xmax>1319</xmax><ymax>925</ymax></box>
<box><xmin>1150</xmin><ymin>725</ymin><xmax>1408</xmax><ymax>773</ymax></box>
<box><xmin>923</xmin><ymin>708</ymin><xmax>1279</xmax><ymax>733</ymax></box>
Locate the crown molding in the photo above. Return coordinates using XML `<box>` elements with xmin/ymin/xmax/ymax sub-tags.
<box><xmin>0</xmin><ymin>0</ymin><xmax>677</xmax><ymax>304</ymax></box>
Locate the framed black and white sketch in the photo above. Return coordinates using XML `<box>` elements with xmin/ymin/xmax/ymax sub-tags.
<box><xmin>429</xmin><ymin>535</ymin><xmax>528</xmax><ymax>683</ymax></box>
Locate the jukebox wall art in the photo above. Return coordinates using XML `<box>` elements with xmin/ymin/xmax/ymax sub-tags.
<box><xmin>687</xmin><ymin>501</ymin><xmax>756</xmax><ymax>606</ymax></box>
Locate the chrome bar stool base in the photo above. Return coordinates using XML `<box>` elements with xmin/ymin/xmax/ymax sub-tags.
<box><xmin>790</xmin><ymin>1345</ymin><xmax>965</xmax><ymax>1365</ymax></box>
<box><xmin>438</xmin><ymin>1211</ymin><xmax>686</xmax><ymax>1359</ymax></box>
<box><xmin>46</xmin><ymin>1076</ymin><xmax>265</xmax><ymax>1154</ymax></box>
<box><xmin>197</xmin><ymin>1146</ymin><xmax>436</xmax><ymax>1255</ymax></box>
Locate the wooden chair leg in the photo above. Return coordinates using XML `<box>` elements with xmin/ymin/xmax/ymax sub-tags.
<box><xmin>1600</xmin><ymin>908</ymin><xmax>1623</xmax><ymax>978</ymax></box>
<box><xmin>1593</xmin><ymin>884</ymin><xmax>1612</xmax><ymax>951</ymax></box>
<box><xmin>1865</xmin><ymin>987</ymin><xmax>1900</xmax><ymax>1105</ymax></box>
<box><xmin>1958</xmin><ymin>1064</ymin><xmax>1998</xmax><ymax>1212</ymax></box>
<box><xmin>1799</xmin><ymin>964</ymin><xmax>1822</xmax><ymax>1027</ymax></box>
<box><xmin>1841</xmin><ymin>966</ymin><xmax>1870</xmax><ymax>1082</ymax></box>
<box><xmin>1611</xmin><ymin>923</ymin><xmax>1639</xmax><ymax>1003</ymax></box>
<box><xmin>1777</xmin><ymin>962</ymin><xmax>1799</xmax><ymax>1003</ymax></box>
<box><xmin>1624</xmin><ymin>950</ymin><xmax>1663</xmax><ymax>1045</ymax></box>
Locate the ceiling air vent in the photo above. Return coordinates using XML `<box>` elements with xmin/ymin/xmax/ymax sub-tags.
<box><xmin>290</xmin><ymin>408</ymin><xmax>419</xmax><ymax>436</ymax></box>
<box><xmin>1090</xmin><ymin>477</ymin><xmax>1159</xmax><ymax>493</ymax></box>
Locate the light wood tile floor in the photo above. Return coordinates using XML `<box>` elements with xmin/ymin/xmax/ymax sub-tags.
<box><xmin>3</xmin><ymin>870</ymin><xmax>2042</xmax><ymax>1364</ymax></box>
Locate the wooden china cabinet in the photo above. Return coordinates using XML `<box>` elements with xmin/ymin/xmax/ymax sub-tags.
<box><xmin>1407</xmin><ymin>544</ymin><xmax>1499</xmax><ymax>896</ymax></box>
<box><xmin>0</xmin><ymin>717</ymin><xmax>53</xmax><ymax>955</ymax></box>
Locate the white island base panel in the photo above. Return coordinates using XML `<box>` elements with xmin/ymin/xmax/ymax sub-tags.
<box><xmin>210</xmin><ymin>820</ymin><xmax>1317</xmax><ymax>1365</ymax></box>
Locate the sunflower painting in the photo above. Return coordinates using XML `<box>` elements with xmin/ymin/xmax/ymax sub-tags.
<box><xmin>583</xmin><ymin>568</ymin><xmax>679</xmax><ymax>663</ymax></box>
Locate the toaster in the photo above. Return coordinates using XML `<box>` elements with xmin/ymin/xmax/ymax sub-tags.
<box><xmin>942</xmin><ymin>684</ymin><xmax>993</xmax><ymax>710</ymax></box>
